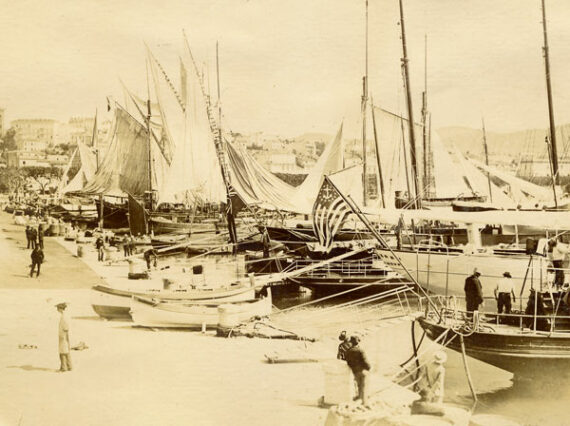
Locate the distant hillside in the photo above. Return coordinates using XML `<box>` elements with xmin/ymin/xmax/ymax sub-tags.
<box><xmin>437</xmin><ymin>124</ymin><xmax>570</xmax><ymax>160</ymax></box>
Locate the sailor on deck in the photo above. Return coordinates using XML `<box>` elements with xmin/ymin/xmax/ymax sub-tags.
<box><xmin>494</xmin><ymin>272</ymin><xmax>516</xmax><ymax>314</ymax></box>
<box><xmin>550</xmin><ymin>239</ymin><xmax>568</xmax><ymax>288</ymax></box>
<box><xmin>464</xmin><ymin>268</ymin><xmax>483</xmax><ymax>315</ymax></box>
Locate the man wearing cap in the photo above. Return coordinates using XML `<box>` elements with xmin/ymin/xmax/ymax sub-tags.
<box><xmin>56</xmin><ymin>302</ymin><xmax>72</xmax><ymax>372</ymax></box>
<box><xmin>344</xmin><ymin>336</ymin><xmax>371</xmax><ymax>405</ymax></box>
<box><xmin>464</xmin><ymin>268</ymin><xmax>484</xmax><ymax>315</ymax></box>
<box><xmin>494</xmin><ymin>272</ymin><xmax>516</xmax><ymax>314</ymax></box>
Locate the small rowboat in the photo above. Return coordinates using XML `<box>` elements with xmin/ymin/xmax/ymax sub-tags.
<box><xmin>130</xmin><ymin>290</ymin><xmax>272</xmax><ymax>329</ymax></box>
<box><xmin>91</xmin><ymin>283</ymin><xmax>255</xmax><ymax>321</ymax></box>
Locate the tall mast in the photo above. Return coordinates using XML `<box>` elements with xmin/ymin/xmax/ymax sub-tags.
<box><xmin>145</xmin><ymin>59</ymin><xmax>153</xmax><ymax>209</ymax></box>
<box><xmin>481</xmin><ymin>117</ymin><xmax>493</xmax><ymax>203</ymax></box>
<box><xmin>92</xmin><ymin>108</ymin><xmax>99</xmax><ymax>172</ymax></box>
<box><xmin>541</xmin><ymin>0</ymin><xmax>559</xmax><ymax>185</ymax></box>
<box><xmin>215</xmin><ymin>42</ymin><xmax>238</xmax><ymax>248</ymax></box>
<box><xmin>400</xmin><ymin>115</ymin><xmax>412</xmax><ymax>202</ymax></box>
<box><xmin>399</xmin><ymin>0</ymin><xmax>420</xmax><ymax>208</ymax></box>
<box><xmin>361</xmin><ymin>0</ymin><xmax>369</xmax><ymax>207</ymax></box>
<box><xmin>421</xmin><ymin>34</ymin><xmax>428</xmax><ymax>195</ymax></box>
<box><xmin>371</xmin><ymin>98</ymin><xmax>385</xmax><ymax>208</ymax></box>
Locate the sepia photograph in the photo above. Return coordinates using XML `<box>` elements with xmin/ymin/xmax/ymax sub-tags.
<box><xmin>2</xmin><ymin>0</ymin><xmax>570</xmax><ymax>425</ymax></box>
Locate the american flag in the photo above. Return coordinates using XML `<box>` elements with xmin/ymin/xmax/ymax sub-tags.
<box><xmin>312</xmin><ymin>177</ymin><xmax>351</xmax><ymax>251</ymax></box>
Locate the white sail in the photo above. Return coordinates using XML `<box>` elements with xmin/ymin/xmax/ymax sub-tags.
<box><xmin>292</xmin><ymin>123</ymin><xmax>345</xmax><ymax>212</ymax></box>
<box><xmin>430</xmin><ymin>132</ymin><xmax>473</xmax><ymax>199</ymax></box>
<box><xmin>470</xmin><ymin>158</ymin><xmax>551</xmax><ymax>202</ymax></box>
<box><xmin>451</xmin><ymin>147</ymin><xmax>516</xmax><ymax>207</ymax></box>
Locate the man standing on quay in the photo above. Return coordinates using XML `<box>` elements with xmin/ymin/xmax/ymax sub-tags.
<box><xmin>56</xmin><ymin>302</ymin><xmax>72</xmax><ymax>372</ymax></box>
<box><xmin>344</xmin><ymin>336</ymin><xmax>371</xmax><ymax>406</ymax></box>
<box><xmin>30</xmin><ymin>245</ymin><xmax>44</xmax><ymax>278</ymax></box>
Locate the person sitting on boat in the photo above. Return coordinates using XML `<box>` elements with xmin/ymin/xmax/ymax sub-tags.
<box><xmin>494</xmin><ymin>272</ymin><xmax>516</xmax><ymax>316</ymax></box>
<box><xmin>464</xmin><ymin>269</ymin><xmax>483</xmax><ymax>316</ymax></box>
<box><xmin>337</xmin><ymin>330</ymin><xmax>352</xmax><ymax>361</ymax></box>
<box><xmin>344</xmin><ymin>335</ymin><xmax>371</xmax><ymax>406</ymax></box>
<box><xmin>413</xmin><ymin>351</ymin><xmax>447</xmax><ymax>415</ymax></box>
<box><xmin>550</xmin><ymin>238</ymin><xmax>568</xmax><ymax>289</ymax></box>
<box><xmin>524</xmin><ymin>289</ymin><xmax>550</xmax><ymax>332</ymax></box>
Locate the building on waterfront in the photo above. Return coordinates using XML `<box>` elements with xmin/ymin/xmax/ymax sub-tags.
<box><xmin>12</xmin><ymin>119</ymin><xmax>56</xmax><ymax>150</ymax></box>
<box><xmin>269</xmin><ymin>153</ymin><xmax>303</xmax><ymax>174</ymax></box>
<box><xmin>5</xmin><ymin>150</ymin><xmax>69</xmax><ymax>169</ymax></box>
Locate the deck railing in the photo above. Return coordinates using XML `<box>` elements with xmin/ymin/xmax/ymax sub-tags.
<box><xmin>285</xmin><ymin>257</ymin><xmax>390</xmax><ymax>278</ymax></box>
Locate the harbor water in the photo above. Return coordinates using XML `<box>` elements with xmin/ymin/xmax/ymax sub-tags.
<box><xmin>273</xmin><ymin>288</ymin><xmax>568</xmax><ymax>425</ymax></box>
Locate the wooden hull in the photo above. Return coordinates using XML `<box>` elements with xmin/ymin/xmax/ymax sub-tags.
<box><xmin>375</xmin><ymin>248</ymin><xmax>547</xmax><ymax>298</ymax></box>
<box><xmin>130</xmin><ymin>294</ymin><xmax>272</xmax><ymax>329</ymax></box>
<box><xmin>263</xmin><ymin>225</ymin><xmax>377</xmax><ymax>247</ymax></box>
<box><xmin>418</xmin><ymin>317</ymin><xmax>570</xmax><ymax>376</ymax></box>
<box><xmin>95</xmin><ymin>198</ymin><xmax>130</xmax><ymax>229</ymax></box>
<box><xmin>91</xmin><ymin>284</ymin><xmax>255</xmax><ymax>321</ymax></box>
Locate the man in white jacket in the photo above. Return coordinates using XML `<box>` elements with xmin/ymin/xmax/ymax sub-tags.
<box><xmin>551</xmin><ymin>239</ymin><xmax>569</xmax><ymax>288</ymax></box>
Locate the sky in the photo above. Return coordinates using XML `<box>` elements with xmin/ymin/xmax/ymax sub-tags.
<box><xmin>1</xmin><ymin>0</ymin><xmax>570</xmax><ymax>139</ymax></box>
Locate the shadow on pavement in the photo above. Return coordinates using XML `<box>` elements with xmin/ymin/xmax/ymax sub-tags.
<box><xmin>7</xmin><ymin>365</ymin><xmax>57</xmax><ymax>373</ymax></box>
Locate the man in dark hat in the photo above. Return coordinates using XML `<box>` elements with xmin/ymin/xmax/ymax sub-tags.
<box><xmin>464</xmin><ymin>268</ymin><xmax>483</xmax><ymax>316</ymax></box>
<box><xmin>30</xmin><ymin>245</ymin><xmax>44</xmax><ymax>278</ymax></box>
<box><xmin>344</xmin><ymin>335</ymin><xmax>371</xmax><ymax>405</ymax></box>
<box><xmin>494</xmin><ymin>271</ymin><xmax>516</xmax><ymax>314</ymax></box>
<box><xmin>56</xmin><ymin>302</ymin><xmax>72</xmax><ymax>372</ymax></box>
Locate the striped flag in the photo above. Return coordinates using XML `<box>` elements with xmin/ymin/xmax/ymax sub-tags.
<box><xmin>312</xmin><ymin>177</ymin><xmax>351</xmax><ymax>251</ymax></box>
<box><xmin>226</xmin><ymin>183</ymin><xmax>247</xmax><ymax>216</ymax></box>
